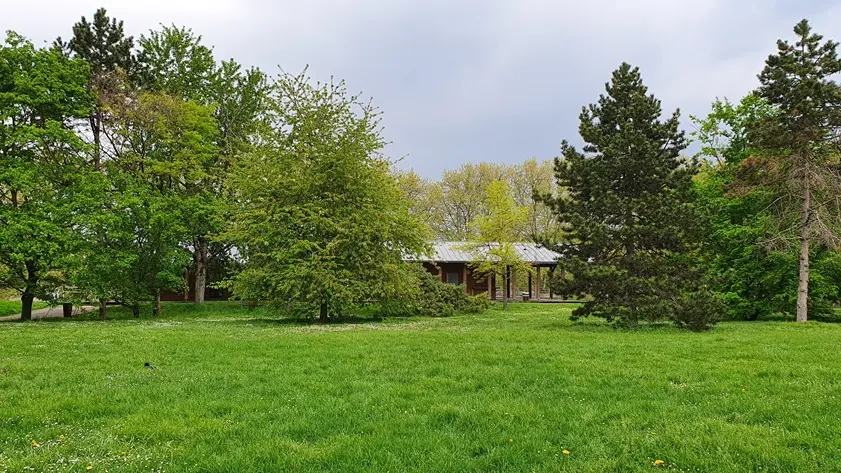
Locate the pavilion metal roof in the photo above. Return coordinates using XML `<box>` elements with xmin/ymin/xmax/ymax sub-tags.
<box><xmin>410</xmin><ymin>241</ymin><xmax>561</xmax><ymax>265</ymax></box>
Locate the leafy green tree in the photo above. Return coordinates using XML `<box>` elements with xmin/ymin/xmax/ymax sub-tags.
<box><xmin>191</xmin><ymin>61</ymin><xmax>267</xmax><ymax>303</ymax></box>
<box><xmin>435</xmin><ymin>162</ymin><xmax>510</xmax><ymax>240</ymax></box>
<box><xmin>541</xmin><ymin>63</ymin><xmax>723</xmax><ymax>330</ymax></box>
<box><xmin>137</xmin><ymin>25</ymin><xmax>217</xmax><ymax>103</ymax></box>
<box><xmin>468</xmin><ymin>179</ymin><xmax>530</xmax><ymax>310</ymax></box>
<box><xmin>137</xmin><ymin>26</ymin><xmax>267</xmax><ymax>302</ymax></box>
<box><xmin>509</xmin><ymin>158</ymin><xmax>562</xmax><ymax>242</ymax></box>
<box><xmin>223</xmin><ymin>71</ymin><xmax>428</xmax><ymax>320</ymax></box>
<box><xmin>73</xmin><ymin>81</ymin><xmax>216</xmax><ymax>317</ymax></box>
<box><xmin>56</xmin><ymin>7</ymin><xmax>136</xmax><ymax>170</ymax></box>
<box><xmin>0</xmin><ymin>32</ymin><xmax>94</xmax><ymax>320</ymax></box>
<box><xmin>747</xmin><ymin>20</ymin><xmax>841</xmax><ymax>322</ymax></box>
<box><xmin>692</xmin><ymin>94</ymin><xmax>841</xmax><ymax>320</ymax></box>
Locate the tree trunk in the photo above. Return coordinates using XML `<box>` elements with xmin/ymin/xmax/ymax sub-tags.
<box><xmin>99</xmin><ymin>298</ymin><xmax>107</xmax><ymax>320</ymax></box>
<box><xmin>194</xmin><ymin>238</ymin><xmax>208</xmax><ymax>304</ymax></box>
<box><xmin>797</xmin><ymin>167</ymin><xmax>811</xmax><ymax>323</ymax></box>
<box><xmin>20</xmin><ymin>261</ymin><xmax>39</xmax><ymax>321</ymax></box>
<box><xmin>20</xmin><ymin>291</ymin><xmax>34</xmax><ymax>321</ymax></box>
<box><xmin>153</xmin><ymin>291</ymin><xmax>161</xmax><ymax>317</ymax></box>
<box><xmin>503</xmin><ymin>266</ymin><xmax>511</xmax><ymax>311</ymax></box>
<box><xmin>91</xmin><ymin>113</ymin><xmax>101</xmax><ymax>171</ymax></box>
<box><xmin>131</xmin><ymin>303</ymin><xmax>140</xmax><ymax>318</ymax></box>
<box><xmin>319</xmin><ymin>303</ymin><xmax>328</xmax><ymax>322</ymax></box>
<box><xmin>62</xmin><ymin>303</ymin><xmax>73</xmax><ymax>318</ymax></box>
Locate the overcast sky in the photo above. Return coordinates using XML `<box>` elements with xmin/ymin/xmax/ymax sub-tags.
<box><xmin>3</xmin><ymin>0</ymin><xmax>839</xmax><ymax>177</ymax></box>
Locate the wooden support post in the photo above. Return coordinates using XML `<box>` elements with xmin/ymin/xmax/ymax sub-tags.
<box><xmin>549</xmin><ymin>266</ymin><xmax>555</xmax><ymax>299</ymax></box>
<box><xmin>535</xmin><ymin>267</ymin><xmax>542</xmax><ymax>301</ymax></box>
<box><xmin>462</xmin><ymin>264</ymin><xmax>468</xmax><ymax>294</ymax></box>
<box><xmin>489</xmin><ymin>274</ymin><xmax>496</xmax><ymax>300</ymax></box>
<box><xmin>528</xmin><ymin>271</ymin><xmax>533</xmax><ymax>299</ymax></box>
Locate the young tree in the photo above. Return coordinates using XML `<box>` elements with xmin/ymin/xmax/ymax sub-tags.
<box><xmin>223</xmin><ymin>71</ymin><xmax>428</xmax><ymax>320</ymax></box>
<box><xmin>468</xmin><ymin>180</ymin><xmax>530</xmax><ymax>310</ymax></box>
<box><xmin>748</xmin><ymin>20</ymin><xmax>841</xmax><ymax>322</ymax></box>
<box><xmin>0</xmin><ymin>33</ymin><xmax>94</xmax><ymax>320</ymax></box>
<box><xmin>541</xmin><ymin>63</ymin><xmax>723</xmax><ymax>330</ymax></box>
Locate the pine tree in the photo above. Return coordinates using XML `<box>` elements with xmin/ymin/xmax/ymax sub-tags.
<box><xmin>749</xmin><ymin>20</ymin><xmax>841</xmax><ymax>322</ymax></box>
<box><xmin>56</xmin><ymin>8</ymin><xmax>135</xmax><ymax>171</ymax></box>
<box><xmin>541</xmin><ymin>63</ymin><xmax>723</xmax><ymax>330</ymax></box>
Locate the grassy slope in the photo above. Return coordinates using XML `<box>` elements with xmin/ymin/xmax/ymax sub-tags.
<box><xmin>0</xmin><ymin>300</ymin><xmax>50</xmax><ymax>317</ymax></box>
<box><xmin>1</xmin><ymin>303</ymin><xmax>840</xmax><ymax>472</ymax></box>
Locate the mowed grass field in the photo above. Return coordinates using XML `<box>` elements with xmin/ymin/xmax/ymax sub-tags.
<box><xmin>1</xmin><ymin>303</ymin><xmax>840</xmax><ymax>472</ymax></box>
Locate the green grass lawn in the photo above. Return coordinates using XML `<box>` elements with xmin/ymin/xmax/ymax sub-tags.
<box><xmin>1</xmin><ymin>302</ymin><xmax>840</xmax><ymax>472</ymax></box>
<box><xmin>0</xmin><ymin>299</ymin><xmax>50</xmax><ymax>317</ymax></box>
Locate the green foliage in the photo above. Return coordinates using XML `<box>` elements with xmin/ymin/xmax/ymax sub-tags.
<box><xmin>137</xmin><ymin>27</ymin><xmax>268</xmax><ymax>302</ymax></box>
<box><xmin>0</xmin><ymin>32</ymin><xmax>95</xmax><ymax>318</ymax></box>
<box><xmin>69</xmin><ymin>89</ymin><xmax>217</xmax><ymax>312</ymax></box>
<box><xmin>137</xmin><ymin>25</ymin><xmax>217</xmax><ymax>102</ymax></box>
<box><xmin>467</xmin><ymin>180</ymin><xmax>532</xmax><ymax>310</ymax></box>
<box><xmin>223</xmin><ymin>70</ymin><xmax>429</xmax><ymax>319</ymax></box>
<box><xmin>55</xmin><ymin>7</ymin><xmax>136</xmax><ymax>77</ymax></box>
<box><xmin>379</xmin><ymin>265</ymin><xmax>490</xmax><ymax>317</ymax></box>
<box><xmin>693</xmin><ymin>94</ymin><xmax>841</xmax><ymax>320</ymax></box>
<box><xmin>399</xmin><ymin>160</ymin><xmax>560</xmax><ymax>241</ymax></box>
<box><xmin>541</xmin><ymin>63</ymin><xmax>723</xmax><ymax>330</ymax></box>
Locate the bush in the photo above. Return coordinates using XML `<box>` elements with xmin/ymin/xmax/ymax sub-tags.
<box><xmin>377</xmin><ymin>265</ymin><xmax>491</xmax><ymax>317</ymax></box>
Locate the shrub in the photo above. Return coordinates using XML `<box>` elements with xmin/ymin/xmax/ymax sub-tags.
<box><xmin>377</xmin><ymin>265</ymin><xmax>491</xmax><ymax>317</ymax></box>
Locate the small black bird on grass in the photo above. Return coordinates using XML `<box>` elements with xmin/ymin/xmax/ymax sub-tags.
<box><xmin>144</xmin><ymin>362</ymin><xmax>157</xmax><ymax>370</ymax></box>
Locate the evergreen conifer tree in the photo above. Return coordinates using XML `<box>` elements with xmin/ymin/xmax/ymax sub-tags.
<box><xmin>749</xmin><ymin>20</ymin><xmax>841</xmax><ymax>322</ymax></box>
<box><xmin>541</xmin><ymin>63</ymin><xmax>723</xmax><ymax>330</ymax></box>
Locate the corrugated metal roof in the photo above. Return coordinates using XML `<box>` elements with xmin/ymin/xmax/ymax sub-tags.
<box><xmin>409</xmin><ymin>241</ymin><xmax>561</xmax><ymax>265</ymax></box>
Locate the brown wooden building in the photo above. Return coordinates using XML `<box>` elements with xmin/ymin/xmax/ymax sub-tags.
<box><xmin>412</xmin><ymin>242</ymin><xmax>561</xmax><ymax>301</ymax></box>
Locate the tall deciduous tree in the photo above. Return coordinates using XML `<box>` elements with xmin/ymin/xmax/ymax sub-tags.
<box><xmin>137</xmin><ymin>26</ymin><xmax>267</xmax><ymax>302</ymax></box>
<box><xmin>749</xmin><ymin>20</ymin><xmax>841</xmax><ymax>322</ymax></box>
<box><xmin>541</xmin><ymin>63</ymin><xmax>722</xmax><ymax>330</ymax></box>
<box><xmin>0</xmin><ymin>33</ymin><xmax>94</xmax><ymax>320</ymax></box>
<box><xmin>468</xmin><ymin>180</ymin><xmax>530</xmax><ymax>310</ymax></box>
<box><xmin>137</xmin><ymin>26</ymin><xmax>217</xmax><ymax>102</ymax></box>
<box><xmin>436</xmin><ymin>162</ymin><xmax>510</xmax><ymax>240</ymax></box>
<box><xmin>102</xmin><ymin>90</ymin><xmax>218</xmax><ymax>315</ymax></box>
<box><xmin>224</xmin><ymin>71</ymin><xmax>428</xmax><ymax>320</ymax></box>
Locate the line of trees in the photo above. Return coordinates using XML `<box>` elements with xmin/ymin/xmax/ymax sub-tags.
<box><xmin>3</xmin><ymin>10</ymin><xmax>840</xmax><ymax>329</ymax></box>
<box><xmin>0</xmin><ymin>8</ymin><xmax>444</xmax><ymax>322</ymax></box>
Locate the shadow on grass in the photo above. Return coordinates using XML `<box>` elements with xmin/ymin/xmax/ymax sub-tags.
<box><xmin>22</xmin><ymin>302</ymin><xmax>406</xmax><ymax>327</ymax></box>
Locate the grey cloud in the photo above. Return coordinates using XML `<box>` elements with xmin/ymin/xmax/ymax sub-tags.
<box><xmin>2</xmin><ymin>0</ymin><xmax>838</xmax><ymax>177</ymax></box>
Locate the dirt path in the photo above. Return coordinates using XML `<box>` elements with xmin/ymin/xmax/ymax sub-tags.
<box><xmin>0</xmin><ymin>305</ymin><xmax>95</xmax><ymax>322</ymax></box>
